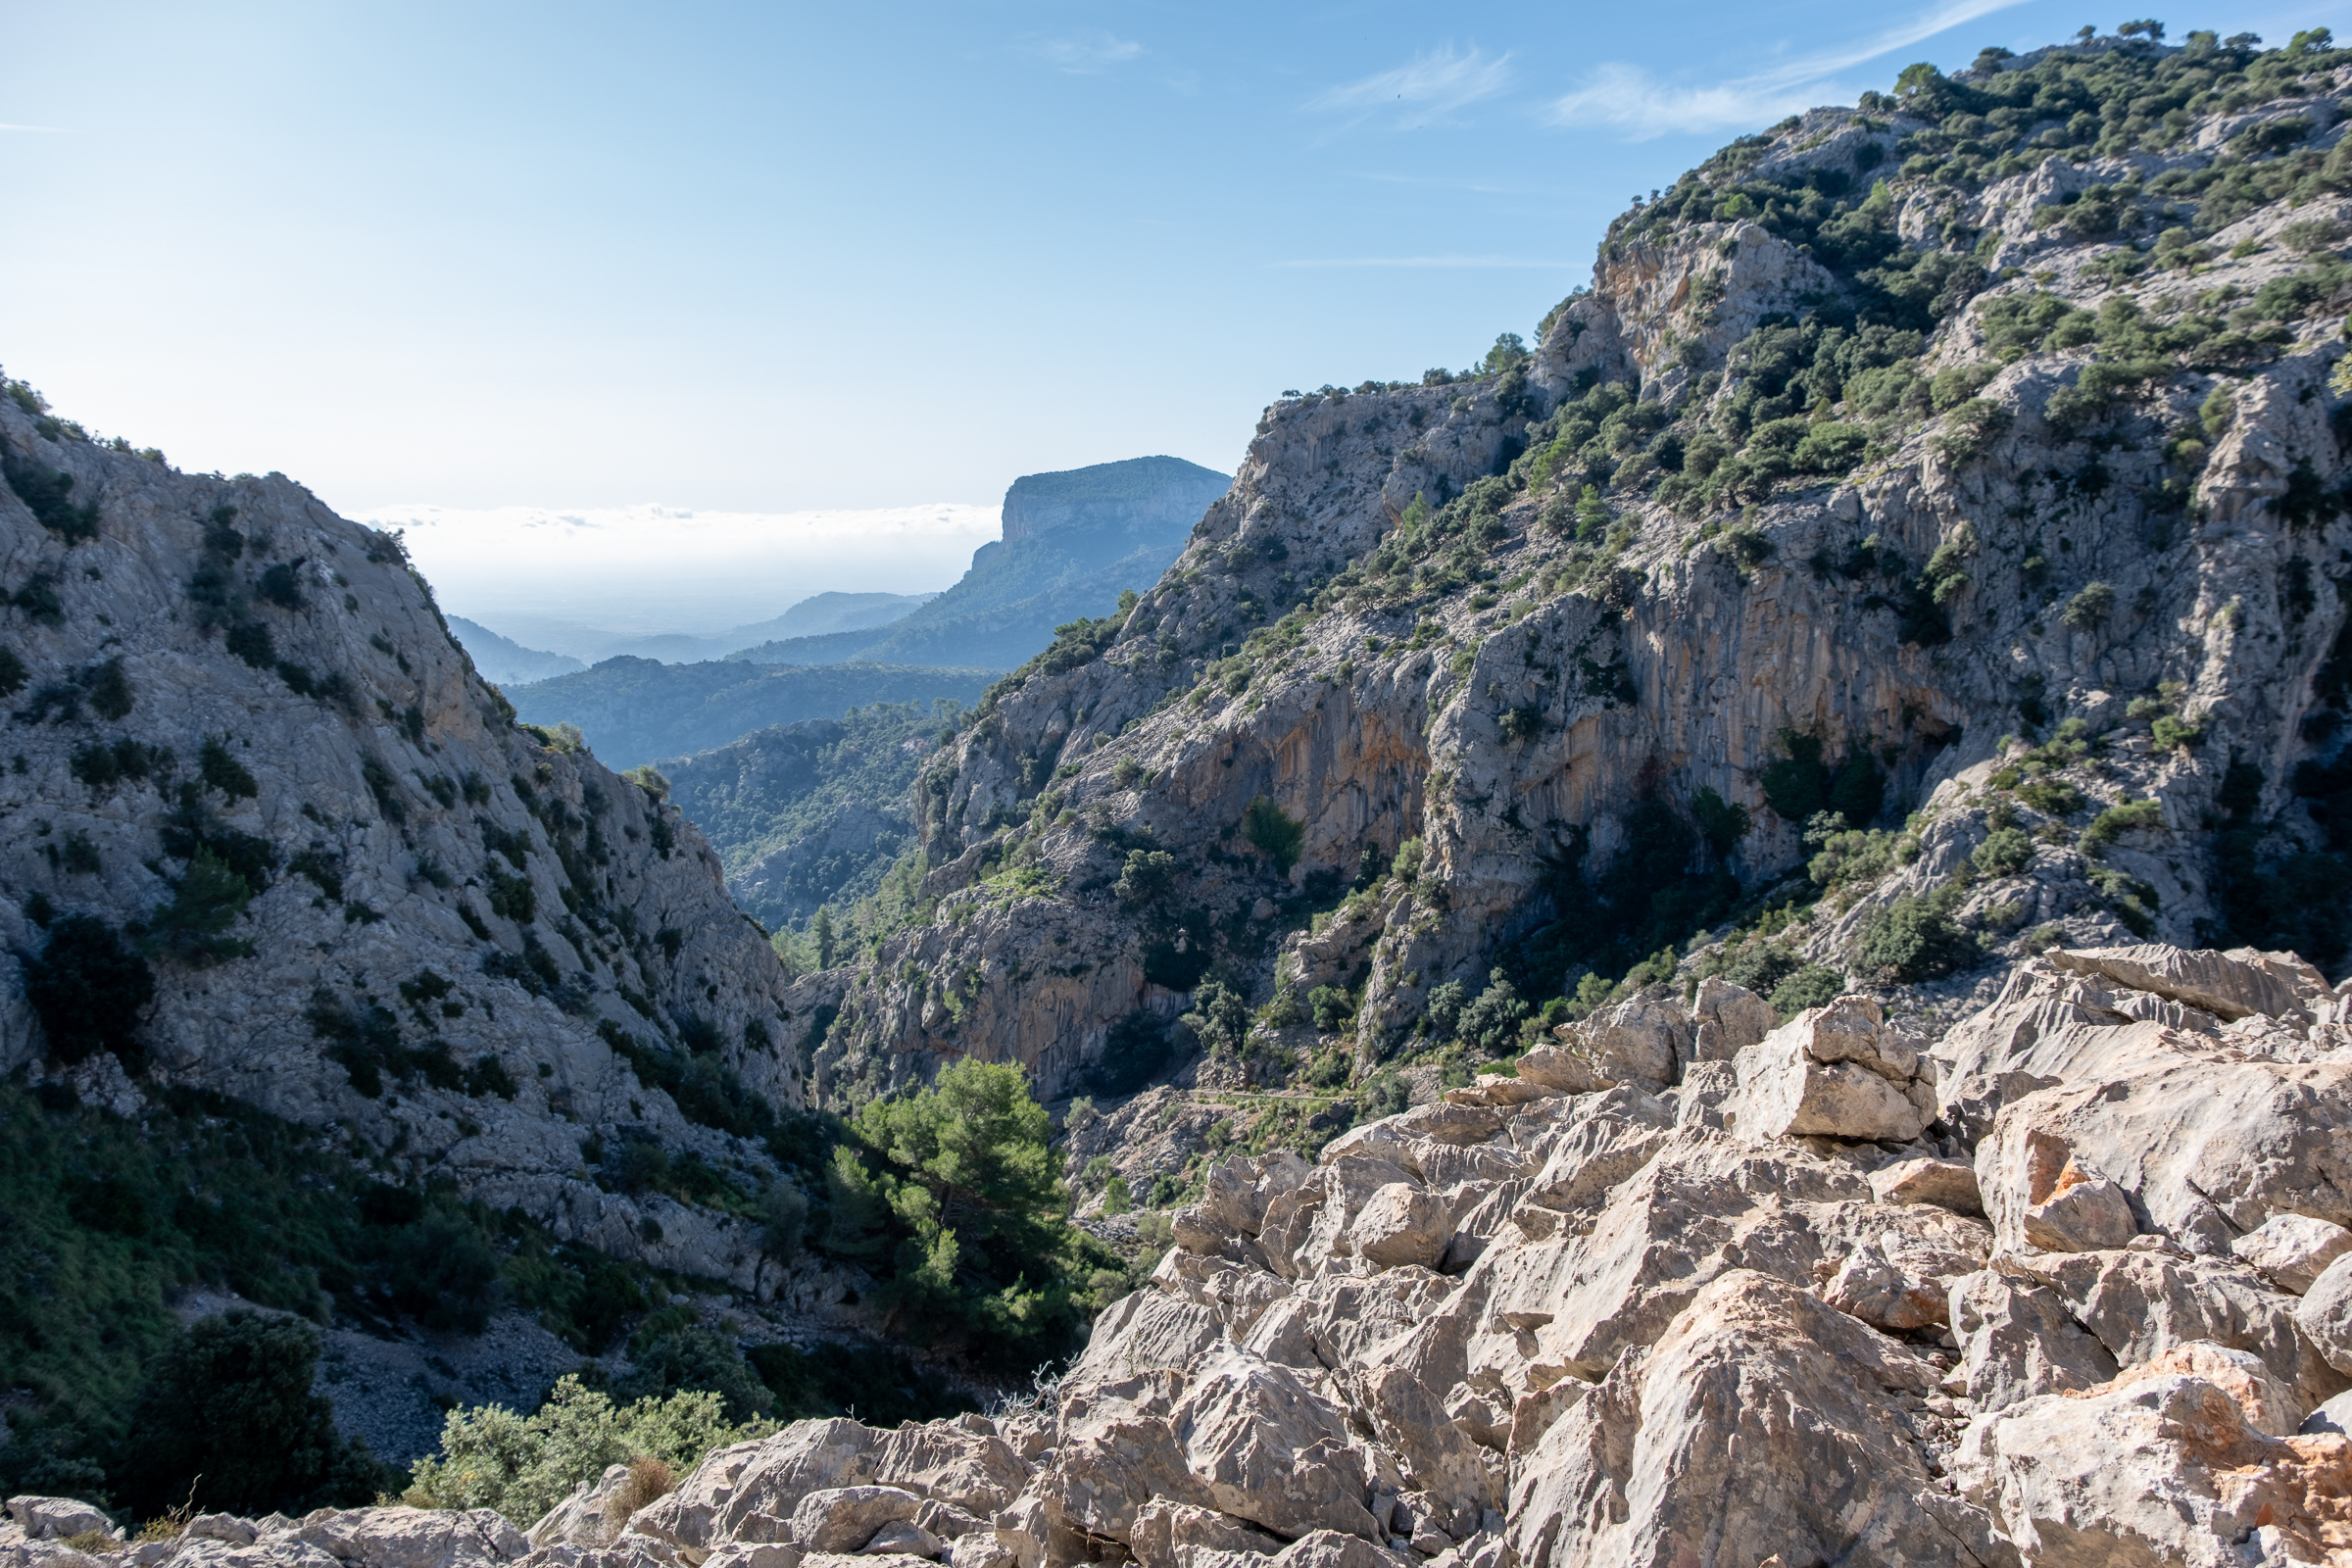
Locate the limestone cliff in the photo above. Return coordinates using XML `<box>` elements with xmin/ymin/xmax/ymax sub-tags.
<box><xmin>805</xmin><ymin>37</ymin><xmax>2352</xmax><ymax>1109</ymax></box>
<box><xmin>0</xmin><ymin>392</ymin><xmax>802</xmax><ymax>1289</ymax></box>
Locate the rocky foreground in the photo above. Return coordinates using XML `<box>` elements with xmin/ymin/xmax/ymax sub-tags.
<box><xmin>21</xmin><ymin>939</ymin><xmax>2352</xmax><ymax>1565</ymax></box>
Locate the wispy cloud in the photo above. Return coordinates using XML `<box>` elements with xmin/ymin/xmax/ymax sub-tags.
<box><xmin>1307</xmin><ymin>45</ymin><xmax>1514</xmax><ymax>125</ymax></box>
<box><xmin>0</xmin><ymin>122</ymin><xmax>73</xmax><ymax>133</ymax></box>
<box><xmin>1276</xmin><ymin>255</ymin><xmax>1574</xmax><ymax>270</ymax></box>
<box><xmin>1035</xmin><ymin>32</ymin><xmax>1144</xmax><ymax>74</ymax></box>
<box><xmin>1548</xmin><ymin>0</ymin><xmax>2033</xmax><ymax>139</ymax></box>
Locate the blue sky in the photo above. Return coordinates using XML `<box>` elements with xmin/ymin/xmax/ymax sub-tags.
<box><xmin>3</xmin><ymin>0</ymin><xmax>2342</xmax><ymax>527</ymax></box>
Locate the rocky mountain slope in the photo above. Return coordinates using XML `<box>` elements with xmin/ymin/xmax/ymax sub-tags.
<box><xmin>0</xmin><ymin>381</ymin><xmax>871</xmax><ymax>1477</ymax></box>
<box><xmin>797</xmin><ymin>31</ymin><xmax>2352</xmax><ymax>1114</ymax></box>
<box><xmin>21</xmin><ymin>941</ymin><xmax>2352</xmax><ymax>1564</ymax></box>
<box><xmin>728</xmin><ymin>458</ymin><xmax>1232</xmax><ymax>672</ymax></box>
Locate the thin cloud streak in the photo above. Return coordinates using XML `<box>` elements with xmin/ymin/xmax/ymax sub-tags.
<box><xmin>0</xmin><ymin>122</ymin><xmax>73</xmax><ymax>133</ymax></box>
<box><xmin>1036</xmin><ymin>32</ymin><xmax>1145</xmax><ymax>74</ymax></box>
<box><xmin>1549</xmin><ymin>0</ymin><xmax>2034</xmax><ymax>138</ymax></box>
<box><xmin>1276</xmin><ymin>255</ymin><xmax>1575</xmax><ymax>270</ymax></box>
<box><xmin>1307</xmin><ymin>45</ymin><xmax>1514</xmax><ymax>124</ymax></box>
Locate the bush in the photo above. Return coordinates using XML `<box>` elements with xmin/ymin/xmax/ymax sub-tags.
<box><xmin>2080</xmin><ymin>799</ymin><xmax>2164</xmax><ymax>855</ymax></box>
<box><xmin>2150</xmin><ymin>714</ymin><xmax>2202</xmax><ymax>749</ymax></box>
<box><xmin>1114</xmin><ymin>850</ymin><xmax>1177</xmax><ymax>906</ymax></box>
<box><xmin>614</xmin><ymin>1326</ymin><xmax>775</xmax><ymax>1424</ymax></box>
<box><xmin>404</xmin><ymin>1375</ymin><xmax>761</xmax><ymax>1527</ymax></box>
<box><xmin>120</xmin><ymin>1311</ymin><xmax>380</xmax><ymax>1519</ymax></box>
<box><xmin>1239</xmin><ymin>795</ymin><xmax>1305</xmax><ymax>875</ymax></box>
<box><xmin>1855</xmin><ymin>894</ymin><xmax>1972</xmax><ymax>981</ymax></box>
<box><xmin>1767</xmin><ymin>964</ymin><xmax>1845</xmax><ymax>1017</ymax></box>
<box><xmin>24</xmin><ymin>916</ymin><xmax>155</xmax><ymax>1069</ymax></box>
<box><xmin>1972</xmin><ymin>826</ymin><xmax>2034</xmax><ymax>877</ymax></box>
<box><xmin>142</xmin><ymin>847</ymin><xmax>256</xmax><ymax>966</ymax></box>
<box><xmin>199</xmin><ymin>737</ymin><xmax>258</xmax><ymax>800</ymax></box>
<box><xmin>1308</xmin><ymin>985</ymin><xmax>1355</xmax><ymax>1035</ymax></box>
<box><xmin>2061</xmin><ymin>581</ymin><xmax>2117</xmax><ymax>630</ymax></box>
<box><xmin>1691</xmin><ymin>787</ymin><xmax>1751</xmax><ymax>856</ymax></box>
<box><xmin>1454</xmin><ymin>968</ymin><xmax>1528</xmax><ymax>1054</ymax></box>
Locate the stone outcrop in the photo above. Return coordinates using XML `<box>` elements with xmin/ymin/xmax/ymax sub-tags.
<box><xmin>0</xmin><ymin>395</ymin><xmax>801</xmax><ymax>1284</ymax></box>
<box><xmin>32</xmin><ymin>941</ymin><xmax>2352</xmax><ymax>1566</ymax></box>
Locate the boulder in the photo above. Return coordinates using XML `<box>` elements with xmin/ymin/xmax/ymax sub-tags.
<box><xmin>271</xmin><ymin>1510</ymin><xmax>529</xmax><ymax>1568</ymax></box>
<box><xmin>856</xmin><ymin>1524</ymin><xmax>941</xmax><ymax>1559</ymax></box>
<box><xmin>631</xmin><ymin>1421</ymin><xmax>881</xmax><ymax>1554</ymax></box>
<box><xmin>1547</xmin><ymin>999</ymin><xmax>1688</xmax><ymax>1091</ymax></box>
<box><xmin>2028</xmin><ymin>1248</ymin><xmax>2345</xmax><ymax>1418</ymax></box>
<box><xmin>529</xmin><ymin>1467</ymin><xmax>632</xmax><ymax>1549</ymax></box>
<box><xmin>2108</xmin><ymin>1340</ymin><xmax>2302</xmax><ymax>1437</ymax></box>
<box><xmin>1688</xmin><ymin>977</ymin><xmax>1775</xmax><ymax>1063</ymax></box>
<box><xmin>1167</xmin><ymin>1348</ymin><xmax>1382</xmax><ymax>1543</ymax></box>
<box><xmin>1948</xmin><ymin>1268</ymin><xmax>2119</xmax><ymax>1414</ymax></box>
<box><xmin>1867</xmin><ymin>1157</ymin><xmax>1983</xmax><ymax>1215</ymax></box>
<box><xmin>1046</xmin><ymin>1372</ymin><xmax>1206</xmax><ymax>1542</ymax></box>
<box><xmin>2233</xmin><ymin>1213</ymin><xmax>2352</xmax><ymax>1295</ymax></box>
<box><xmin>2298</xmin><ymin>1253</ymin><xmax>2352</xmax><ymax>1377</ymax></box>
<box><xmin>1349</xmin><ymin>1184</ymin><xmax>1450</xmax><ymax>1269</ymax></box>
<box><xmin>6</xmin><ymin>1501</ymin><xmax>117</xmax><ymax>1544</ymax></box>
<box><xmin>791</xmin><ymin>1492</ymin><xmax>925</xmax><ymax>1555</ymax></box>
<box><xmin>1127</xmin><ymin>1502</ymin><xmax>1281</xmax><ymax>1568</ymax></box>
<box><xmin>1965</xmin><ymin>1375</ymin><xmax>2352</xmax><ymax>1566</ymax></box>
<box><xmin>1511</xmin><ymin>1044</ymin><xmax>1609</xmax><ymax>1097</ymax></box>
<box><xmin>1972</xmin><ymin>1059</ymin><xmax>2352</xmax><ymax>1255</ymax></box>
<box><xmin>1729</xmin><ymin>996</ymin><xmax>1930</xmax><ymax>1144</ymax></box>
<box><xmin>1508</xmin><ymin>1272</ymin><xmax>2008</xmax><ymax>1568</ymax></box>
<box><xmin>1068</xmin><ymin>1291</ymin><xmax>1227</xmax><ymax>1386</ymax></box>
<box><xmin>2045</xmin><ymin>943</ymin><xmax>2321</xmax><ymax>1023</ymax></box>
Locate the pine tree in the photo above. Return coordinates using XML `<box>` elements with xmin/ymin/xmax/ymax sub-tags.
<box><xmin>813</xmin><ymin>906</ymin><xmax>837</xmax><ymax>970</ymax></box>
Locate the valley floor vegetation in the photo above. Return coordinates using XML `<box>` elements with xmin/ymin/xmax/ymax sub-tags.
<box><xmin>0</xmin><ymin>1055</ymin><xmax>1127</xmax><ymax>1525</ymax></box>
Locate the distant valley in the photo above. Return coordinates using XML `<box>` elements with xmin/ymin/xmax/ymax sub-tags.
<box><xmin>483</xmin><ymin>455</ymin><xmax>1231</xmax><ymax>928</ymax></box>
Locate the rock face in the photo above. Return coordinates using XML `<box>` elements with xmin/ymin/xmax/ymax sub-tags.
<box><xmin>44</xmin><ymin>940</ymin><xmax>2345</xmax><ymax>1567</ymax></box>
<box><xmin>0</xmin><ymin>398</ymin><xmax>802</xmax><ymax>1283</ymax></box>
<box><xmin>798</xmin><ymin>39</ymin><xmax>2352</xmax><ymax>1116</ymax></box>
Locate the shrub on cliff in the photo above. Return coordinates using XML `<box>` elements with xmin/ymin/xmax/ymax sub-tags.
<box><xmin>119</xmin><ymin>1311</ymin><xmax>380</xmax><ymax>1519</ymax></box>
<box><xmin>24</xmin><ymin>915</ymin><xmax>155</xmax><ymax>1069</ymax></box>
<box><xmin>1240</xmin><ymin>795</ymin><xmax>1305</xmax><ymax>874</ymax></box>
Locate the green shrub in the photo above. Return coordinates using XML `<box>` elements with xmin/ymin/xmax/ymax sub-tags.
<box><xmin>1454</xmin><ymin>969</ymin><xmax>1528</xmax><ymax>1054</ymax></box>
<box><xmin>1690</xmin><ymin>787</ymin><xmax>1751</xmax><ymax>855</ymax></box>
<box><xmin>1855</xmin><ymin>893</ymin><xmax>1972</xmax><ymax>981</ymax></box>
<box><xmin>86</xmin><ymin>659</ymin><xmax>131</xmax><ymax>719</ymax></box>
<box><xmin>404</xmin><ymin>1375</ymin><xmax>761</xmax><ymax>1526</ymax></box>
<box><xmin>1972</xmin><ymin>826</ymin><xmax>2034</xmax><ymax>877</ymax></box>
<box><xmin>1114</xmin><ymin>849</ymin><xmax>1177</xmax><ymax>906</ymax></box>
<box><xmin>1</xmin><ymin>451</ymin><xmax>100</xmax><ymax>543</ymax></box>
<box><xmin>2061</xmin><ymin>581</ymin><xmax>2117</xmax><ymax>630</ymax></box>
<box><xmin>1308</xmin><ymin>985</ymin><xmax>1356</xmax><ymax>1035</ymax></box>
<box><xmin>1767</xmin><ymin>964</ymin><xmax>1845</xmax><ymax>1016</ymax></box>
<box><xmin>2080</xmin><ymin>799</ymin><xmax>2164</xmax><ymax>855</ymax></box>
<box><xmin>2016</xmin><ymin>779</ymin><xmax>2086</xmax><ymax>816</ymax></box>
<box><xmin>2150</xmin><ymin>713</ymin><xmax>2202</xmax><ymax>749</ymax></box>
<box><xmin>24</xmin><ymin>916</ymin><xmax>155</xmax><ymax>1069</ymax></box>
<box><xmin>1240</xmin><ymin>795</ymin><xmax>1304</xmax><ymax>874</ymax></box>
<box><xmin>142</xmin><ymin>847</ymin><xmax>255</xmax><ymax>967</ymax></box>
<box><xmin>198</xmin><ymin>736</ymin><xmax>259</xmax><ymax>800</ymax></box>
<box><xmin>120</xmin><ymin>1311</ymin><xmax>380</xmax><ymax>1519</ymax></box>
